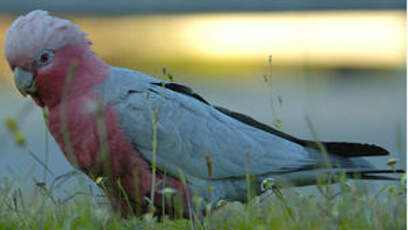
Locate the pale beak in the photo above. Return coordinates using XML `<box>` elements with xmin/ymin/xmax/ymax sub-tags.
<box><xmin>14</xmin><ymin>67</ymin><xmax>37</xmax><ymax>97</ymax></box>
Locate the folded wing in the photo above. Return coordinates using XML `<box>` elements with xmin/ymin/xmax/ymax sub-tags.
<box><xmin>101</xmin><ymin>67</ymin><xmax>383</xmax><ymax>182</ymax></box>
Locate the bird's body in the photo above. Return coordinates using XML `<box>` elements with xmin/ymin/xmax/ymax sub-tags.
<box><xmin>4</xmin><ymin>10</ymin><xmax>403</xmax><ymax>217</ymax></box>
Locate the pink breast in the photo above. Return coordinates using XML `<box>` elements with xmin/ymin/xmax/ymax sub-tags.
<box><xmin>48</xmin><ymin>94</ymin><xmax>189</xmax><ymax>215</ymax></box>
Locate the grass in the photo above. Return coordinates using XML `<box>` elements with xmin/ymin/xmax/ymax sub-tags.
<box><xmin>0</xmin><ymin>172</ymin><xmax>405</xmax><ymax>230</ymax></box>
<box><xmin>0</xmin><ymin>59</ymin><xmax>405</xmax><ymax>229</ymax></box>
<box><xmin>1</xmin><ymin>91</ymin><xmax>406</xmax><ymax>230</ymax></box>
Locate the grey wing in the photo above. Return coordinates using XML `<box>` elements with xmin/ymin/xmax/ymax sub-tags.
<box><xmin>101</xmin><ymin>67</ymin><xmax>322</xmax><ymax>181</ymax></box>
<box><xmin>121</xmin><ymin>89</ymin><xmax>318</xmax><ymax>179</ymax></box>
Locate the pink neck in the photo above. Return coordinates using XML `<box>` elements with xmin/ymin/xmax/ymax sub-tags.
<box><xmin>35</xmin><ymin>44</ymin><xmax>109</xmax><ymax>108</ymax></box>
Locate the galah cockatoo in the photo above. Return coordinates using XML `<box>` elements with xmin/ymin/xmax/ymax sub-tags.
<box><xmin>4</xmin><ymin>10</ymin><xmax>403</xmax><ymax>217</ymax></box>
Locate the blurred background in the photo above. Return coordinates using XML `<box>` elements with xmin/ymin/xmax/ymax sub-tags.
<box><xmin>0</xmin><ymin>1</ymin><xmax>405</xmax><ymax>196</ymax></box>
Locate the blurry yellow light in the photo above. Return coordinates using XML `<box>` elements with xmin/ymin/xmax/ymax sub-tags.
<box><xmin>182</xmin><ymin>11</ymin><xmax>405</xmax><ymax>67</ymax></box>
<box><xmin>0</xmin><ymin>10</ymin><xmax>405</xmax><ymax>80</ymax></box>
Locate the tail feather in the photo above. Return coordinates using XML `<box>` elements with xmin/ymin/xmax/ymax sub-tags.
<box><xmin>351</xmin><ymin>169</ymin><xmax>405</xmax><ymax>174</ymax></box>
<box><xmin>213</xmin><ymin>104</ymin><xmax>390</xmax><ymax>158</ymax></box>
<box><xmin>318</xmin><ymin>142</ymin><xmax>389</xmax><ymax>157</ymax></box>
<box><xmin>347</xmin><ymin>169</ymin><xmax>405</xmax><ymax>181</ymax></box>
<box><xmin>304</xmin><ymin>141</ymin><xmax>390</xmax><ymax>157</ymax></box>
<box><xmin>357</xmin><ymin>175</ymin><xmax>400</xmax><ymax>181</ymax></box>
<box><xmin>272</xmin><ymin>168</ymin><xmax>405</xmax><ymax>187</ymax></box>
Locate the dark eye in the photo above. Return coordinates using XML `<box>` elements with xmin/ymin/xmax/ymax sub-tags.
<box><xmin>40</xmin><ymin>53</ymin><xmax>49</xmax><ymax>63</ymax></box>
<box><xmin>35</xmin><ymin>49</ymin><xmax>54</xmax><ymax>66</ymax></box>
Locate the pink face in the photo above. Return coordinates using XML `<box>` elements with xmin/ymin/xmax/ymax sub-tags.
<box><xmin>12</xmin><ymin>48</ymin><xmax>61</xmax><ymax>107</ymax></box>
<box><xmin>4</xmin><ymin>10</ymin><xmax>97</xmax><ymax>108</ymax></box>
<box><xmin>31</xmin><ymin>44</ymin><xmax>87</xmax><ymax>107</ymax></box>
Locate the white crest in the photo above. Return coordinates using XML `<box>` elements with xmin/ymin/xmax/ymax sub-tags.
<box><xmin>4</xmin><ymin>10</ymin><xmax>89</xmax><ymax>67</ymax></box>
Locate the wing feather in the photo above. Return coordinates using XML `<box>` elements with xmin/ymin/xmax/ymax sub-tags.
<box><xmin>151</xmin><ymin>82</ymin><xmax>389</xmax><ymax>158</ymax></box>
<box><xmin>100</xmin><ymin>68</ymin><xmax>321</xmax><ymax>181</ymax></box>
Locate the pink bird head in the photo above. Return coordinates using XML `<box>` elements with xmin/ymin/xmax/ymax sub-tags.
<box><xmin>4</xmin><ymin>10</ymin><xmax>108</xmax><ymax>108</ymax></box>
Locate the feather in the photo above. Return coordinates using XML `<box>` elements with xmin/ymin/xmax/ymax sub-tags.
<box><xmin>4</xmin><ymin>10</ymin><xmax>89</xmax><ymax>68</ymax></box>
<box><xmin>151</xmin><ymin>81</ymin><xmax>390</xmax><ymax>158</ymax></box>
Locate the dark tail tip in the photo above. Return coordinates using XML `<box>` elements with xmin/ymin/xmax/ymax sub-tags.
<box><xmin>321</xmin><ymin>142</ymin><xmax>389</xmax><ymax>157</ymax></box>
<box><xmin>348</xmin><ymin>169</ymin><xmax>405</xmax><ymax>181</ymax></box>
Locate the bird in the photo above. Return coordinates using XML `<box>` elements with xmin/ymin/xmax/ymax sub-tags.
<box><xmin>4</xmin><ymin>10</ymin><xmax>403</xmax><ymax>218</ymax></box>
